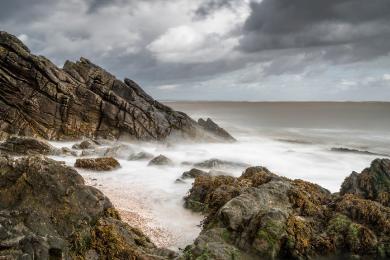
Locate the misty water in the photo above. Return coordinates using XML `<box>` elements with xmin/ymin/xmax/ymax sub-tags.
<box><xmin>50</xmin><ymin>102</ymin><xmax>390</xmax><ymax>251</ymax></box>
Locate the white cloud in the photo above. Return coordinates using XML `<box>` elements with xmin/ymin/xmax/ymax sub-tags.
<box><xmin>147</xmin><ymin>1</ymin><xmax>250</xmax><ymax>63</ymax></box>
<box><xmin>383</xmin><ymin>74</ymin><xmax>390</xmax><ymax>81</ymax></box>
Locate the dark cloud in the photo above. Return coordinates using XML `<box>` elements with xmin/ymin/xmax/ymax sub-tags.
<box><xmin>194</xmin><ymin>0</ymin><xmax>235</xmax><ymax>17</ymax></box>
<box><xmin>240</xmin><ymin>0</ymin><xmax>390</xmax><ymax>59</ymax></box>
<box><xmin>0</xmin><ymin>0</ymin><xmax>389</xmax><ymax>100</ymax></box>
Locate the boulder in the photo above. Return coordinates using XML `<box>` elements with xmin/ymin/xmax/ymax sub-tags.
<box><xmin>198</xmin><ymin>118</ymin><xmax>236</xmax><ymax>142</ymax></box>
<box><xmin>0</xmin><ymin>31</ymin><xmax>199</xmax><ymax>141</ymax></box>
<box><xmin>181</xmin><ymin>168</ymin><xmax>209</xmax><ymax>179</ymax></box>
<box><xmin>148</xmin><ymin>155</ymin><xmax>173</xmax><ymax>166</ymax></box>
<box><xmin>183</xmin><ymin>161</ymin><xmax>390</xmax><ymax>259</ymax></box>
<box><xmin>0</xmin><ymin>136</ymin><xmax>59</xmax><ymax>155</ymax></box>
<box><xmin>72</xmin><ymin>140</ymin><xmax>98</xmax><ymax>150</ymax></box>
<box><xmin>194</xmin><ymin>158</ymin><xmax>250</xmax><ymax>169</ymax></box>
<box><xmin>128</xmin><ymin>151</ymin><xmax>154</xmax><ymax>161</ymax></box>
<box><xmin>75</xmin><ymin>157</ymin><xmax>120</xmax><ymax>171</ymax></box>
<box><xmin>340</xmin><ymin>158</ymin><xmax>390</xmax><ymax>206</ymax></box>
<box><xmin>0</xmin><ymin>156</ymin><xmax>175</xmax><ymax>259</ymax></box>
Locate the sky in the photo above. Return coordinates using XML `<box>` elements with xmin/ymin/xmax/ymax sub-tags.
<box><xmin>1</xmin><ymin>0</ymin><xmax>390</xmax><ymax>101</ymax></box>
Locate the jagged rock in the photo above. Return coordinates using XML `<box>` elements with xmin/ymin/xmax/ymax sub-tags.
<box><xmin>148</xmin><ymin>155</ymin><xmax>173</xmax><ymax>166</ymax></box>
<box><xmin>340</xmin><ymin>158</ymin><xmax>390</xmax><ymax>206</ymax></box>
<box><xmin>183</xmin><ymin>161</ymin><xmax>390</xmax><ymax>259</ymax></box>
<box><xmin>0</xmin><ymin>136</ymin><xmax>59</xmax><ymax>155</ymax></box>
<box><xmin>75</xmin><ymin>157</ymin><xmax>120</xmax><ymax>171</ymax></box>
<box><xmin>0</xmin><ymin>156</ymin><xmax>175</xmax><ymax>259</ymax></box>
<box><xmin>128</xmin><ymin>151</ymin><xmax>154</xmax><ymax>161</ymax></box>
<box><xmin>0</xmin><ymin>31</ymin><xmax>200</xmax><ymax>141</ymax></box>
<box><xmin>194</xmin><ymin>158</ymin><xmax>250</xmax><ymax>169</ymax></box>
<box><xmin>198</xmin><ymin>118</ymin><xmax>236</xmax><ymax>142</ymax></box>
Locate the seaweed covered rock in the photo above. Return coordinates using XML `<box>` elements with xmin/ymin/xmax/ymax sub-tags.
<box><xmin>0</xmin><ymin>156</ymin><xmax>175</xmax><ymax>259</ymax></box>
<box><xmin>0</xmin><ymin>136</ymin><xmax>60</xmax><ymax>155</ymax></box>
<box><xmin>340</xmin><ymin>158</ymin><xmax>390</xmax><ymax>206</ymax></box>
<box><xmin>75</xmin><ymin>157</ymin><xmax>120</xmax><ymax>171</ymax></box>
<box><xmin>183</xmin><ymin>161</ymin><xmax>390</xmax><ymax>259</ymax></box>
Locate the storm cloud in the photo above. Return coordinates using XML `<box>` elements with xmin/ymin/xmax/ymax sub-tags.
<box><xmin>0</xmin><ymin>0</ymin><xmax>389</xmax><ymax>100</ymax></box>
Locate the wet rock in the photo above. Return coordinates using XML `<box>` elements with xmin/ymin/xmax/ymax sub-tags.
<box><xmin>181</xmin><ymin>168</ymin><xmax>209</xmax><ymax>179</ymax></box>
<box><xmin>0</xmin><ymin>31</ymin><xmax>199</xmax><ymax>141</ymax></box>
<box><xmin>128</xmin><ymin>151</ymin><xmax>154</xmax><ymax>161</ymax></box>
<box><xmin>198</xmin><ymin>118</ymin><xmax>236</xmax><ymax>142</ymax></box>
<box><xmin>0</xmin><ymin>136</ymin><xmax>59</xmax><ymax>155</ymax></box>
<box><xmin>60</xmin><ymin>147</ymin><xmax>78</xmax><ymax>156</ymax></box>
<box><xmin>75</xmin><ymin>157</ymin><xmax>120</xmax><ymax>171</ymax></box>
<box><xmin>183</xmin><ymin>160</ymin><xmax>390</xmax><ymax>259</ymax></box>
<box><xmin>0</xmin><ymin>156</ymin><xmax>175</xmax><ymax>259</ymax></box>
<box><xmin>103</xmin><ymin>144</ymin><xmax>133</xmax><ymax>159</ymax></box>
<box><xmin>331</xmin><ymin>147</ymin><xmax>389</xmax><ymax>157</ymax></box>
<box><xmin>72</xmin><ymin>140</ymin><xmax>98</xmax><ymax>150</ymax></box>
<box><xmin>194</xmin><ymin>158</ymin><xmax>250</xmax><ymax>169</ymax></box>
<box><xmin>148</xmin><ymin>155</ymin><xmax>173</xmax><ymax>166</ymax></box>
<box><xmin>340</xmin><ymin>158</ymin><xmax>390</xmax><ymax>206</ymax></box>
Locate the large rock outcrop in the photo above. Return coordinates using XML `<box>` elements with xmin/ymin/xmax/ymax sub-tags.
<box><xmin>0</xmin><ymin>155</ymin><xmax>175</xmax><ymax>259</ymax></box>
<box><xmin>0</xmin><ymin>31</ymin><xmax>200</xmax><ymax>141</ymax></box>
<box><xmin>183</xmin><ymin>161</ymin><xmax>390</xmax><ymax>259</ymax></box>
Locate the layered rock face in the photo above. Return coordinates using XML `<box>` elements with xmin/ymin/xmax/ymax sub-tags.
<box><xmin>0</xmin><ymin>156</ymin><xmax>175</xmax><ymax>259</ymax></box>
<box><xmin>183</xmin><ymin>161</ymin><xmax>390</xmax><ymax>259</ymax></box>
<box><xmin>0</xmin><ymin>31</ymin><xmax>199</xmax><ymax>141</ymax></box>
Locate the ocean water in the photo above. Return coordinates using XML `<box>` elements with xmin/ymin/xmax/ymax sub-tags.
<box><xmin>50</xmin><ymin>102</ymin><xmax>390</xmax><ymax>250</ymax></box>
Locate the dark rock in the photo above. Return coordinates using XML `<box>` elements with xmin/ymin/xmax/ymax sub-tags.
<box><xmin>198</xmin><ymin>118</ymin><xmax>236</xmax><ymax>142</ymax></box>
<box><xmin>331</xmin><ymin>147</ymin><xmax>389</xmax><ymax>157</ymax></box>
<box><xmin>128</xmin><ymin>151</ymin><xmax>154</xmax><ymax>161</ymax></box>
<box><xmin>0</xmin><ymin>156</ymin><xmax>175</xmax><ymax>259</ymax></box>
<box><xmin>72</xmin><ymin>140</ymin><xmax>98</xmax><ymax>150</ymax></box>
<box><xmin>0</xmin><ymin>136</ymin><xmax>59</xmax><ymax>155</ymax></box>
<box><xmin>103</xmin><ymin>144</ymin><xmax>133</xmax><ymax>158</ymax></box>
<box><xmin>75</xmin><ymin>157</ymin><xmax>120</xmax><ymax>171</ymax></box>
<box><xmin>0</xmin><ymin>31</ymin><xmax>199</xmax><ymax>141</ymax></box>
<box><xmin>60</xmin><ymin>147</ymin><xmax>78</xmax><ymax>156</ymax></box>
<box><xmin>148</xmin><ymin>155</ymin><xmax>173</xmax><ymax>166</ymax></box>
<box><xmin>183</xmin><ymin>161</ymin><xmax>390</xmax><ymax>259</ymax></box>
<box><xmin>181</xmin><ymin>168</ymin><xmax>209</xmax><ymax>179</ymax></box>
<box><xmin>194</xmin><ymin>158</ymin><xmax>250</xmax><ymax>169</ymax></box>
<box><xmin>340</xmin><ymin>158</ymin><xmax>390</xmax><ymax>206</ymax></box>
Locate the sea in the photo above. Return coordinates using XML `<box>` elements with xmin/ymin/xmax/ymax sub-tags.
<box><xmin>49</xmin><ymin>101</ymin><xmax>390</xmax><ymax>250</ymax></box>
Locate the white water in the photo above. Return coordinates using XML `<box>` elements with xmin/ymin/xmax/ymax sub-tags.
<box><xmin>47</xmin><ymin>102</ymin><xmax>390</xmax><ymax>250</ymax></box>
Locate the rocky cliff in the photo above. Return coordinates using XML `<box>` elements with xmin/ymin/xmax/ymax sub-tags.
<box><xmin>0</xmin><ymin>31</ymin><xmax>232</xmax><ymax>141</ymax></box>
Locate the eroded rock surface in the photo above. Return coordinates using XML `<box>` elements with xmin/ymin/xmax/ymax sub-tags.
<box><xmin>183</xmin><ymin>162</ymin><xmax>390</xmax><ymax>259</ymax></box>
<box><xmin>0</xmin><ymin>156</ymin><xmax>175</xmax><ymax>259</ymax></box>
